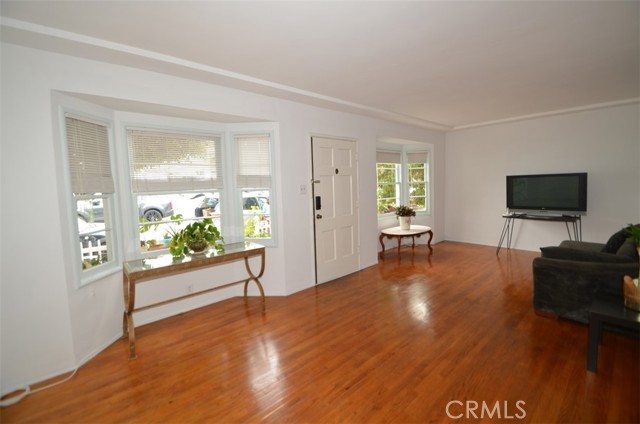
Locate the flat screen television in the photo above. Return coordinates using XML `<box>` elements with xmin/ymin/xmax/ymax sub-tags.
<box><xmin>506</xmin><ymin>172</ymin><xmax>588</xmax><ymax>215</ymax></box>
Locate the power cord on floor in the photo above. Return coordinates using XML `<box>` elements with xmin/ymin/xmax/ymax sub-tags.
<box><xmin>0</xmin><ymin>387</ymin><xmax>31</xmax><ymax>407</ymax></box>
<box><xmin>0</xmin><ymin>335</ymin><xmax>117</xmax><ymax>408</ymax></box>
<box><xmin>1</xmin><ymin>360</ymin><xmax>81</xmax><ymax>407</ymax></box>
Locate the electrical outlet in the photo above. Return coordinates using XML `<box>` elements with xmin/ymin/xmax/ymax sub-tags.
<box><xmin>299</xmin><ymin>184</ymin><xmax>307</xmax><ymax>195</ymax></box>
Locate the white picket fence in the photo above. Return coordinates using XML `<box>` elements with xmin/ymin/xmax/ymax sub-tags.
<box><xmin>81</xmin><ymin>238</ymin><xmax>108</xmax><ymax>262</ymax></box>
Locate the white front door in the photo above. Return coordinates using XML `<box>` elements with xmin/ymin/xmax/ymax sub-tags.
<box><xmin>311</xmin><ymin>137</ymin><xmax>359</xmax><ymax>284</ymax></box>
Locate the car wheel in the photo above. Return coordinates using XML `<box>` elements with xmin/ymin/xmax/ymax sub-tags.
<box><xmin>143</xmin><ymin>209</ymin><xmax>163</xmax><ymax>221</ymax></box>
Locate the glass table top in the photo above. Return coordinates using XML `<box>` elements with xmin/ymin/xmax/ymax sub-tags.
<box><xmin>124</xmin><ymin>241</ymin><xmax>265</xmax><ymax>275</ymax></box>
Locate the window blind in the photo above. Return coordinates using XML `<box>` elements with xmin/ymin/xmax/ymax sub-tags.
<box><xmin>127</xmin><ymin>129</ymin><xmax>222</xmax><ymax>193</ymax></box>
<box><xmin>65</xmin><ymin>116</ymin><xmax>114</xmax><ymax>194</ymax></box>
<box><xmin>407</xmin><ymin>151</ymin><xmax>428</xmax><ymax>164</ymax></box>
<box><xmin>376</xmin><ymin>150</ymin><xmax>401</xmax><ymax>164</ymax></box>
<box><xmin>235</xmin><ymin>134</ymin><xmax>272</xmax><ymax>188</ymax></box>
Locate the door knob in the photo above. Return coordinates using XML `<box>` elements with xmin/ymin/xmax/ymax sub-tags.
<box><xmin>316</xmin><ymin>214</ymin><xmax>322</xmax><ymax>219</ymax></box>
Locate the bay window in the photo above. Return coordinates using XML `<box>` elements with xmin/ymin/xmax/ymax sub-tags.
<box><xmin>376</xmin><ymin>149</ymin><xmax>430</xmax><ymax>217</ymax></box>
<box><xmin>62</xmin><ymin>103</ymin><xmax>278</xmax><ymax>281</ymax></box>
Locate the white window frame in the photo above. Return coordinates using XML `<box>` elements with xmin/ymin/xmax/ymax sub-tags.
<box><xmin>406</xmin><ymin>151</ymin><xmax>430</xmax><ymax>215</ymax></box>
<box><xmin>60</xmin><ymin>110</ymin><xmax>121</xmax><ymax>286</ymax></box>
<box><xmin>376</xmin><ymin>162</ymin><xmax>401</xmax><ymax>215</ymax></box>
<box><xmin>120</xmin><ymin>117</ymin><xmax>279</xmax><ymax>255</ymax></box>
<box><xmin>376</xmin><ymin>147</ymin><xmax>431</xmax><ymax>218</ymax></box>
<box><xmin>124</xmin><ymin>124</ymin><xmax>225</xmax><ymax>256</ymax></box>
<box><xmin>230</xmin><ymin>130</ymin><xmax>277</xmax><ymax>247</ymax></box>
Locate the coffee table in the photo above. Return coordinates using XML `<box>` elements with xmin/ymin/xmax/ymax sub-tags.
<box><xmin>587</xmin><ymin>296</ymin><xmax>640</xmax><ymax>372</ymax></box>
<box><xmin>379</xmin><ymin>225</ymin><xmax>433</xmax><ymax>257</ymax></box>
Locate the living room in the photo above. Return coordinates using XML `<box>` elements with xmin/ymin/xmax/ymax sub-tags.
<box><xmin>1</xmin><ymin>2</ymin><xmax>638</xmax><ymax>422</ymax></box>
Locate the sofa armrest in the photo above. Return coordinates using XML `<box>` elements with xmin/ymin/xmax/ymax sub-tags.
<box><xmin>540</xmin><ymin>246</ymin><xmax>634</xmax><ymax>263</ymax></box>
<box><xmin>532</xmin><ymin>257</ymin><xmax>637</xmax><ymax>323</ymax></box>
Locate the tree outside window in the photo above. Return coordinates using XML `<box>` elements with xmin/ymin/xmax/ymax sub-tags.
<box><xmin>377</xmin><ymin>163</ymin><xmax>400</xmax><ymax>215</ymax></box>
<box><xmin>376</xmin><ymin>149</ymin><xmax>430</xmax><ymax>216</ymax></box>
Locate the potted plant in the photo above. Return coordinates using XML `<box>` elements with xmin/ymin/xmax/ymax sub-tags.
<box><xmin>623</xmin><ymin>224</ymin><xmax>640</xmax><ymax>311</ymax></box>
<box><xmin>139</xmin><ymin>214</ymin><xmax>184</xmax><ymax>250</ymax></box>
<box><xmin>395</xmin><ymin>205</ymin><xmax>416</xmax><ymax>230</ymax></box>
<box><xmin>169</xmin><ymin>217</ymin><xmax>224</xmax><ymax>257</ymax></box>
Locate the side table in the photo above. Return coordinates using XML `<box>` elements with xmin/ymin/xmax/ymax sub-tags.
<box><xmin>379</xmin><ymin>225</ymin><xmax>433</xmax><ymax>257</ymax></box>
<box><xmin>123</xmin><ymin>242</ymin><xmax>266</xmax><ymax>359</ymax></box>
<box><xmin>587</xmin><ymin>296</ymin><xmax>640</xmax><ymax>372</ymax></box>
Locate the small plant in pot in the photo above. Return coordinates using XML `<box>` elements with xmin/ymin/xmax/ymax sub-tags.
<box><xmin>169</xmin><ymin>218</ymin><xmax>224</xmax><ymax>258</ymax></box>
<box><xmin>395</xmin><ymin>205</ymin><xmax>416</xmax><ymax>230</ymax></box>
<box><xmin>623</xmin><ymin>224</ymin><xmax>640</xmax><ymax>311</ymax></box>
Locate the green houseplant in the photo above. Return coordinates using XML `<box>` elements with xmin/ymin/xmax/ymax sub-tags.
<box><xmin>394</xmin><ymin>205</ymin><xmax>416</xmax><ymax>217</ymax></box>
<box><xmin>624</xmin><ymin>224</ymin><xmax>640</xmax><ymax>251</ymax></box>
<box><xmin>169</xmin><ymin>217</ymin><xmax>224</xmax><ymax>257</ymax></box>
<box><xmin>139</xmin><ymin>214</ymin><xmax>184</xmax><ymax>251</ymax></box>
<box><xmin>395</xmin><ymin>205</ymin><xmax>416</xmax><ymax>230</ymax></box>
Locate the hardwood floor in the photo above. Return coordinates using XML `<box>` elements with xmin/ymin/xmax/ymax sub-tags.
<box><xmin>2</xmin><ymin>242</ymin><xmax>638</xmax><ymax>423</ymax></box>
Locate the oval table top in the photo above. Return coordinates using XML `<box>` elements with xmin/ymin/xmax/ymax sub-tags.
<box><xmin>380</xmin><ymin>225</ymin><xmax>432</xmax><ymax>236</ymax></box>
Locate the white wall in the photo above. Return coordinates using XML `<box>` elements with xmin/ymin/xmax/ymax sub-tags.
<box><xmin>445</xmin><ymin>104</ymin><xmax>640</xmax><ymax>251</ymax></box>
<box><xmin>0</xmin><ymin>43</ymin><xmax>445</xmax><ymax>394</ymax></box>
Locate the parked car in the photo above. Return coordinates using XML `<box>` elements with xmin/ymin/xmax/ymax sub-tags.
<box><xmin>193</xmin><ymin>194</ymin><xmax>269</xmax><ymax>216</ymax></box>
<box><xmin>138</xmin><ymin>196</ymin><xmax>174</xmax><ymax>221</ymax></box>
<box><xmin>78</xmin><ymin>197</ymin><xmax>174</xmax><ymax>222</ymax></box>
<box><xmin>194</xmin><ymin>194</ymin><xmax>220</xmax><ymax>217</ymax></box>
<box><xmin>243</xmin><ymin>196</ymin><xmax>269</xmax><ymax>213</ymax></box>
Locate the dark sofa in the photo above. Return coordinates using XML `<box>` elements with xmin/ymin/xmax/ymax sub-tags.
<box><xmin>532</xmin><ymin>227</ymin><xmax>639</xmax><ymax>324</ymax></box>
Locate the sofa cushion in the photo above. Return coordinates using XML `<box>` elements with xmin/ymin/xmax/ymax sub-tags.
<box><xmin>602</xmin><ymin>228</ymin><xmax>629</xmax><ymax>253</ymax></box>
<box><xmin>540</xmin><ymin>246</ymin><xmax>635</xmax><ymax>263</ymax></box>
<box><xmin>616</xmin><ymin>238</ymin><xmax>639</xmax><ymax>262</ymax></box>
<box><xmin>559</xmin><ymin>240</ymin><xmax>605</xmax><ymax>252</ymax></box>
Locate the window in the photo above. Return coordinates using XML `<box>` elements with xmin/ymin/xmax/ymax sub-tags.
<box><xmin>376</xmin><ymin>151</ymin><xmax>401</xmax><ymax>215</ymax></box>
<box><xmin>407</xmin><ymin>151</ymin><xmax>429</xmax><ymax>211</ymax></box>
<box><xmin>65</xmin><ymin>115</ymin><xmax>117</xmax><ymax>280</ymax></box>
<box><xmin>234</xmin><ymin>133</ymin><xmax>273</xmax><ymax>240</ymax></box>
<box><xmin>127</xmin><ymin>128</ymin><xmax>223</xmax><ymax>252</ymax></box>
<box><xmin>376</xmin><ymin>149</ymin><xmax>430</xmax><ymax>216</ymax></box>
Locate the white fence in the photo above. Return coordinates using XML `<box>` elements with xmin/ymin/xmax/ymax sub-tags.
<box><xmin>81</xmin><ymin>238</ymin><xmax>108</xmax><ymax>263</ymax></box>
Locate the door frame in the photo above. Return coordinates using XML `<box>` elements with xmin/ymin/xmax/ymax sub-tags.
<box><xmin>310</xmin><ymin>135</ymin><xmax>360</xmax><ymax>285</ymax></box>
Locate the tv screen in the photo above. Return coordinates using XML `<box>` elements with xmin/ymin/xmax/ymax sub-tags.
<box><xmin>506</xmin><ymin>172</ymin><xmax>587</xmax><ymax>214</ymax></box>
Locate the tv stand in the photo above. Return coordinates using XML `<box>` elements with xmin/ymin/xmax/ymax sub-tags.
<box><xmin>496</xmin><ymin>213</ymin><xmax>582</xmax><ymax>254</ymax></box>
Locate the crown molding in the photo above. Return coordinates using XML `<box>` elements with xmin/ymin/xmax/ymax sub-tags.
<box><xmin>451</xmin><ymin>98</ymin><xmax>640</xmax><ymax>131</ymax></box>
<box><xmin>1</xmin><ymin>17</ymin><xmax>452</xmax><ymax>132</ymax></box>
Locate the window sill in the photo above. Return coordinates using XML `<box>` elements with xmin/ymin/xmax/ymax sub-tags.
<box><xmin>377</xmin><ymin>211</ymin><xmax>431</xmax><ymax>223</ymax></box>
<box><xmin>245</xmin><ymin>238</ymin><xmax>277</xmax><ymax>248</ymax></box>
<box><xmin>80</xmin><ymin>262</ymin><xmax>122</xmax><ymax>287</ymax></box>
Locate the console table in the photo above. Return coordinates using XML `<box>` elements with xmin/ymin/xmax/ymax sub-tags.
<box><xmin>496</xmin><ymin>213</ymin><xmax>582</xmax><ymax>254</ymax></box>
<box><xmin>122</xmin><ymin>242</ymin><xmax>265</xmax><ymax>359</ymax></box>
<box><xmin>379</xmin><ymin>225</ymin><xmax>433</xmax><ymax>257</ymax></box>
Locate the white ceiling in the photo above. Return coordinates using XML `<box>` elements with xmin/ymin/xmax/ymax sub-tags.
<box><xmin>1</xmin><ymin>1</ymin><xmax>639</xmax><ymax>130</ymax></box>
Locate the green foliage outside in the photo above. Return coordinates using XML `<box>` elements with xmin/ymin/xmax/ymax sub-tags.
<box><xmin>377</xmin><ymin>162</ymin><xmax>428</xmax><ymax>215</ymax></box>
<box><xmin>244</xmin><ymin>206</ymin><xmax>271</xmax><ymax>238</ymax></box>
